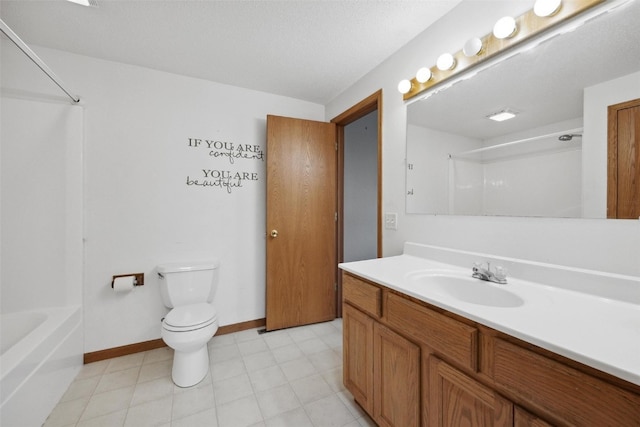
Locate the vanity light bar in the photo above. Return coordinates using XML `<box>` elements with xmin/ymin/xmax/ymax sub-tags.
<box><xmin>399</xmin><ymin>0</ymin><xmax>605</xmax><ymax>100</ymax></box>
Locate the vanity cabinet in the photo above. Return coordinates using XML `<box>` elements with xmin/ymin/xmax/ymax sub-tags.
<box><xmin>343</xmin><ymin>274</ymin><xmax>420</xmax><ymax>427</ymax></box>
<box><xmin>342</xmin><ymin>271</ymin><xmax>640</xmax><ymax>427</ymax></box>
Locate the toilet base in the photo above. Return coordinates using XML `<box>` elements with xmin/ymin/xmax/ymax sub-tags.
<box><xmin>171</xmin><ymin>345</ymin><xmax>210</xmax><ymax>388</ymax></box>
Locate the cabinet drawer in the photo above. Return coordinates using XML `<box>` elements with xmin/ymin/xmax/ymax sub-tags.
<box><xmin>343</xmin><ymin>273</ymin><xmax>382</xmax><ymax>318</ymax></box>
<box><xmin>493</xmin><ymin>338</ymin><xmax>640</xmax><ymax>426</ymax></box>
<box><xmin>384</xmin><ymin>292</ymin><xmax>478</xmax><ymax>371</ymax></box>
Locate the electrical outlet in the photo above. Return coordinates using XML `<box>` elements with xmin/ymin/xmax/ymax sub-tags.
<box><xmin>385</xmin><ymin>212</ymin><xmax>398</xmax><ymax>230</ymax></box>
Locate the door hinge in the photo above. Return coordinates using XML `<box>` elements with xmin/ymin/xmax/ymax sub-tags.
<box><xmin>335</xmin><ymin>283</ymin><xmax>337</xmax><ymax>291</ymax></box>
<box><xmin>335</xmin><ymin>212</ymin><xmax>338</xmax><ymax>221</ymax></box>
<box><xmin>335</xmin><ymin>142</ymin><xmax>338</xmax><ymax>151</ymax></box>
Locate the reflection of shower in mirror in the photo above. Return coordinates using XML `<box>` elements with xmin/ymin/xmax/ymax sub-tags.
<box><xmin>558</xmin><ymin>134</ymin><xmax>582</xmax><ymax>142</ymax></box>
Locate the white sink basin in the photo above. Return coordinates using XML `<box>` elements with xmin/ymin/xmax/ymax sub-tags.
<box><xmin>407</xmin><ymin>271</ymin><xmax>524</xmax><ymax>308</ymax></box>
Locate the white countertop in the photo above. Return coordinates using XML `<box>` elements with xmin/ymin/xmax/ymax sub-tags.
<box><xmin>339</xmin><ymin>247</ymin><xmax>640</xmax><ymax>386</ymax></box>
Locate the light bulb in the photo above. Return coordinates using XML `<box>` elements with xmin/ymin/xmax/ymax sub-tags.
<box><xmin>397</xmin><ymin>79</ymin><xmax>412</xmax><ymax>94</ymax></box>
<box><xmin>436</xmin><ymin>53</ymin><xmax>456</xmax><ymax>71</ymax></box>
<box><xmin>534</xmin><ymin>0</ymin><xmax>562</xmax><ymax>17</ymax></box>
<box><xmin>463</xmin><ymin>38</ymin><xmax>483</xmax><ymax>57</ymax></box>
<box><xmin>493</xmin><ymin>16</ymin><xmax>517</xmax><ymax>39</ymax></box>
<box><xmin>416</xmin><ymin>67</ymin><xmax>432</xmax><ymax>83</ymax></box>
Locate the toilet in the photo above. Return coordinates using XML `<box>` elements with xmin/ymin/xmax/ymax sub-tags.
<box><xmin>157</xmin><ymin>260</ymin><xmax>219</xmax><ymax>387</ymax></box>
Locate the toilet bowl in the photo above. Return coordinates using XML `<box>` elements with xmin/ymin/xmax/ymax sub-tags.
<box><xmin>161</xmin><ymin>302</ymin><xmax>218</xmax><ymax>387</ymax></box>
<box><xmin>157</xmin><ymin>261</ymin><xmax>219</xmax><ymax>387</ymax></box>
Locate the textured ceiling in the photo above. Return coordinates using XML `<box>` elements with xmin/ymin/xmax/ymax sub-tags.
<box><xmin>0</xmin><ymin>0</ymin><xmax>461</xmax><ymax>104</ymax></box>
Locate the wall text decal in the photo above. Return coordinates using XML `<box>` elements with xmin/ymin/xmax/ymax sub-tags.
<box><xmin>186</xmin><ymin>137</ymin><xmax>264</xmax><ymax>193</ymax></box>
<box><xmin>186</xmin><ymin>170</ymin><xmax>259</xmax><ymax>193</ymax></box>
<box><xmin>188</xmin><ymin>138</ymin><xmax>265</xmax><ymax>164</ymax></box>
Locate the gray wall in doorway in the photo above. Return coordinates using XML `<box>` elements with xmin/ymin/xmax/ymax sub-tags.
<box><xmin>344</xmin><ymin>110</ymin><xmax>378</xmax><ymax>262</ymax></box>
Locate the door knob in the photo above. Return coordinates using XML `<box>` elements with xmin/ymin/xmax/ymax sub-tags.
<box><xmin>270</xmin><ymin>229</ymin><xmax>279</xmax><ymax>238</ymax></box>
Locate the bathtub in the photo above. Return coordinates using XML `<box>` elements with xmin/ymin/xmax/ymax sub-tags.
<box><xmin>1</xmin><ymin>306</ymin><xmax>83</xmax><ymax>427</ymax></box>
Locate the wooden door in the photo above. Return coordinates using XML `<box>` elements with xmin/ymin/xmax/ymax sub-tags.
<box><xmin>265</xmin><ymin>115</ymin><xmax>337</xmax><ymax>331</ymax></box>
<box><xmin>608</xmin><ymin>98</ymin><xmax>640</xmax><ymax>219</ymax></box>
<box><xmin>374</xmin><ymin>323</ymin><xmax>420</xmax><ymax>427</ymax></box>
<box><xmin>343</xmin><ymin>303</ymin><xmax>374</xmax><ymax>414</ymax></box>
<box><xmin>429</xmin><ymin>357</ymin><xmax>513</xmax><ymax>427</ymax></box>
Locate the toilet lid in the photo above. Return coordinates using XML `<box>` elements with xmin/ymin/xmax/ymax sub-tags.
<box><xmin>163</xmin><ymin>303</ymin><xmax>217</xmax><ymax>330</ymax></box>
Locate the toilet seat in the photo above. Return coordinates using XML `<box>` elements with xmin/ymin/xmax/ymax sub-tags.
<box><xmin>163</xmin><ymin>303</ymin><xmax>217</xmax><ymax>332</ymax></box>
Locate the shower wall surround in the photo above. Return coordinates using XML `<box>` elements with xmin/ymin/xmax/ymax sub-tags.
<box><xmin>1</xmin><ymin>39</ymin><xmax>324</xmax><ymax>353</ymax></box>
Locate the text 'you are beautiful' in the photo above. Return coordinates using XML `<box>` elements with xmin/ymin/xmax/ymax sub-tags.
<box><xmin>185</xmin><ymin>137</ymin><xmax>264</xmax><ymax>193</ymax></box>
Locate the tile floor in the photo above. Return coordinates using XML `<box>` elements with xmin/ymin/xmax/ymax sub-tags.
<box><xmin>43</xmin><ymin>319</ymin><xmax>376</xmax><ymax>427</ymax></box>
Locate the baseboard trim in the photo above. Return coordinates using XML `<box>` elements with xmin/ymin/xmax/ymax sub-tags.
<box><xmin>83</xmin><ymin>318</ymin><xmax>266</xmax><ymax>364</ymax></box>
<box><xmin>217</xmin><ymin>318</ymin><xmax>266</xmax><ymax>335</ymax></box>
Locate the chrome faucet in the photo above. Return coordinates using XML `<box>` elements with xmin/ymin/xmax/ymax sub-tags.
<box><xmin>472</xmin><ymin>262</ymin><xmax>507</xmax><ymax>284</ymax></box>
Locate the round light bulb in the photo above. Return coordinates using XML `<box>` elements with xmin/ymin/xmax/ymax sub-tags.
<box><xmin>493</xmin><ymin>16</ymin><xmax>517</xmax><ymax>39</ymax></box>
<box><xmin>436</xmin><ymin>53</ymin><xmax>456</xmax><ymax>71</ymax></box>
<box><xmin>397</xmin><ymin>79</ymin><xmax>412</xmax><ymax>94</ymax></box>
<box><xmin>463</xmin><ymin>38</ymin><xmax>483</xmax><ymax>57</ymax></box>
<box><xmin>534</xmin><ymin>0</ymin><xmax>562</xmax><ymax>17</ymax></box>
<box><xmin>415</xmin><ymin>67</ymin><xmax>432</xmax><ymax>83</ymax></box>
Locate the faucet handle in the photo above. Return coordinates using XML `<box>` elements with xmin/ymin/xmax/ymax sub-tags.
<box><xmin>494</xmin><ymin>265</ymin><xmax>508</xmax><ymax>282</ymax></box>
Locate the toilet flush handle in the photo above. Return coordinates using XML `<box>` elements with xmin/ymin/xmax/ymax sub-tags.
<box><xmin>270</xmin><ymin>229</ymin><xmax>278</xmax><ymax>238</ymax></box>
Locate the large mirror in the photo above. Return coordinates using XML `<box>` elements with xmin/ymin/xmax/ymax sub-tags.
<box><xmin>406</xmin><ymin>1</ymin><xmax>640</xmax><ymax>218</ymax></box>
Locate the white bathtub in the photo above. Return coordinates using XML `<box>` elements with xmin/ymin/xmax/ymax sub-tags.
<box><xmin>1</xmin><ymin>306</ymin><xmax>83</xmax><ymax>427</ymax></box>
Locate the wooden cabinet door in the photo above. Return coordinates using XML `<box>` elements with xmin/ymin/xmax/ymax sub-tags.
<box><xmin>343</xmin><ymin>303</ymin><xmax>374</xmax><ymax>414</ymax></box>
<box><xmin>374</xmin><ymin>323</ymin><xmax>420</xmax><ymax>427</ymax></box>
<box><xmin>430</xmin><ymin>357</ymin><xmax>513</xmax><ymax>427</ymax></box>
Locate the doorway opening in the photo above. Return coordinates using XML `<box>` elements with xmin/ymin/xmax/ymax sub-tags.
<box><xmin>332</xmin><ymin>90</ymin><xmax>383</xmax><ymax>317</ymax></box>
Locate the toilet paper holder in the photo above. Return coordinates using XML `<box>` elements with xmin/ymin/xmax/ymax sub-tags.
<box><xmin>111</xmin><ymin>273</ymin><xmax>144</xmax><ymax>288</ymax></box>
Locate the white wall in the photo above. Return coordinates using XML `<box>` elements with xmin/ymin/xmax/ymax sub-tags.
<box><xmin>406</xmin><ymin>125</ymin><xmax>482</xmax><ymax>214</ymax></box>
<box><xmin>583</xmin><ymin>70</ymin><xmax>640</xmax><ymax>218</ymax></box>
<box><xmin>2</xmin><ymin>41</ymin><xmax>324</xmax><ymax>352</ymax></box>
<box><xmin>344</xmin><ymin>110</ymin><xmax>378</xmax><ymax>262</ymax></box>
<box><xmin>326</xmin><ymin>1</ymin><xmax>640</xmax><ymax>277</ymax></box>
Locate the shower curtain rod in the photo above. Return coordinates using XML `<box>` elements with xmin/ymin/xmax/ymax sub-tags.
<box><xmin>449</xmin><ymin>127</ymin><xmax>584</xmax><ymax>159</ymax></box>
<box><xmin>1</xmin><ymin>19</ymin><xmax>80</xmax><ymax>103</ymax></box>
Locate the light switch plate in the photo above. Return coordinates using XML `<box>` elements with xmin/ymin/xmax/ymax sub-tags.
<box><xmin>385</xmin><ymin>212</ymin><xmax>398</xmax><ymax>230</ymax></box>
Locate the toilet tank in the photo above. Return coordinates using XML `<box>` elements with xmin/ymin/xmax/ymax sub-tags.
<box><xmin>157</xmin><ymin>260</ymin><xmax>219</xmax><ymax>308</ymax></box>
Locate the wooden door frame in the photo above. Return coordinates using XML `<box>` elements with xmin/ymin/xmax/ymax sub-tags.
<box><xmin>331</xmin><ymin>90</ymin><xmax>383</xmax><ymax>317</ymax></box>
<box><xmin>607</xmin><ymin>97</ymin><xmax>640</xmax><ymax>218</ymax></box>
